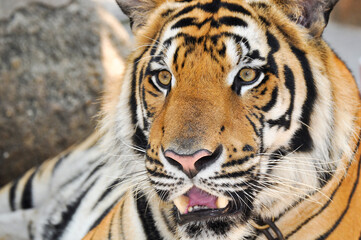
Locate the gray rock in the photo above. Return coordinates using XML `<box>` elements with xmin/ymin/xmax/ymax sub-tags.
<box><xmin>0</xmin><ymin>0</ymin><xmax>72</xmax><ymax>20</ymax></box>
<box><xmin>0</xmin><ymin>0</ymin><xmax>131</xmax><ymax>186</ymax></box>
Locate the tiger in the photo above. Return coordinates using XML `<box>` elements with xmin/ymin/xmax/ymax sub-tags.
<box><xmin>1</xmin><ymin>0</ymin><xmax>361</xmax><ymax>239</ymax></box>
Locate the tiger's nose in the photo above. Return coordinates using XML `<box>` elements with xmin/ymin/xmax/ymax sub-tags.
<box><xmin>164</xmin><ymin>146</ymin><xmax>222</xmax><ymax>178</ymax></box>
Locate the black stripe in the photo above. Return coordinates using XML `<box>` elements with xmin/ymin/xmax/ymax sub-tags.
<box><xmin>266</xmin><ymin>31</ymin><xmax>280</xmax><ymax>77</ymax></box>
<box><xmin>172</xmin><ymin>17</ymin><xmax>212</xmax><ymax>29</ymax></box>
<box><xmin>222</xmin><ymin>155</ymin><xmax>252</xmax><ymax>168</ymax></box>
<box><xmin>9</xmin><ymin>178</ymin><xmax>19</xmax><ymax>211</ymax></box>
<box><xmin>231</xmin><ymin>76</ymin><xmax>243</xmax><ymax>95</ymax></box>
<box><xmin>145</xmin><ymin>75</ymin><xmax>163</xmax><ymax>94</ymax></box>
<box><xmin>266</xmin><ymin>150</ymin><xmax>284</xmax><ymax>174</ymax></box>
<box><xmin>45</xmin><ymin>179</ymin><xmax>97</xmax><ymax>240</ymax></box>
<box><xmin>154</xmin><ymin>189</ymin><xmax>170</xmax><ymax>201</ymax></box>
<box><xmin>206</xmin><ymin>220</ymin><xmax>233</xmax><ymax>235</ymax></box>
<box><xmin>276</xmin><ymin>26</ymin><xmax>293</xmax><ymax>42</ymax></box>
<box><xmin>108</xmin><ymin>213</ymin><xmax>114</xmax><ymax>240</ymax></box>
<box><xmin>142</xmin><ymin>85</ymin><xmax>150</xmax><ymax>127</ymax></box>
<box><xmin>135</xmin><ymin>191</ymin><xmax>163</xmax><ymax>240</ymax></box>
<box><xmin>161</xmin><ymin>210</ymin><xmax>176</xmax><ymax>234</ymax></box>
<box><xmin>146</xmin><ymin>155</ymin><xmax>164</xmax><ymax>167</ymax></box>
<box><xmin>58</xmin><ymin>175</ymin><xmax>84</xmax><ymax>191</ymax></box>
<box><xmin>289</xmin><ymin>46</ymin><xmax>316</xmax><ymax>152</ymax></box>
<box><xmin>140</xmin><ymin>67</ymin><xmax>150</xmax><ymax>131</ymax></box>
<box><xmin>130</xmin><ymin>49</ymin><xmax>150</xmax><ymax>126</ymax></box>
<box><xmin>258</xmin><ymin>16</ymin><xmax>271</xmax><ymax>27</ymax></box>
<box><xmin>132</xmin><ymin>126</ymin><xmax>148</xmax><ymax>151</ymax></box>
<box><xmin>52</xmin><ymin>153</ymin><xmax>70</xmax><ymax>175</ymax></box>
<box><xmin>283</xmin><ymin>65</ymin><xmax>295</xmax><ymax>128</ymax></box>
<box><xmin>172</xmin><ymin>5</ymin><xmax>197</xmax><ymax>19</ymax></box>
<box><xmin>119</xmin><ymin>199</ymin><xmax>126</xmax><ymax>240</ymax></box>
<box><xmin>27</xmin><ymin>221</ymin><xmax>34</xmax><ymax>240</ymax></box>
<box><xmin>93</xmin><ymin>178</ymin><xmax>124</xmax><ymax>209</ymax></box>
<box><xmin>218</xmin><ymin>42</ymin><xmax>227</xmax><ymax>57</ymax></box>
<box><xmin>211</xmin><ymin>166</ymin><xmax>256</xmax><ymax>179</ymax></box>
<box><xmin>222</xmin><ymin>32</ymin><xmax>251</xmax><ymax>50</ymax></box>
<box><xmin>259</xmin><ymin>114</ymin><xmax>265</xmax><ymax>153</ymax></box>
<box><xmin>88</xmin><ymin>198</ymin><xmax>119</xmax><ymax>232</ymax></box>
<box><xmin>221</xmin><ymin>2</ymin><xmax>251</xmax><ymax>16</ymax></box>
<box><xmin>261</xmin><ymin>87</ymin><xmax>278</xmax><ymax>112</ymax></box>
<box><xmin>149</xmin><ymin>39</ymin><xmax>161</xmax><ymax>57</ymax></box>
<box><xmin>246</xmin><ymin>115</ymin><xmax>260</xmax><ymax>137</ymax></box>
<box><xmin>218</xmin><ymin>16</ymin><xmax>248</xmax><ymax>27</ymax></box>
<box><xmin>267</xmin><ymin>66</ymin><xmax>295</xmax><ymax>129</ymax></box>
<box><xmin>250</xmin><ymin>2</ymin><xmax>269</xmax><ymax>9</ymax></box>
<box><xmin>82</xmin><ymin>162</ymin><xmax>106</xmax><ymax>186</ymax></box>
<box><xmin>226</xmin><ymin>190</ymin><xmax>254</xmax><ymax>217</ymax></box>
<box><xmin>172</xmin><ymin>1</ymin><xmax>251</xmax><ymax>20</ymax></box>
<box><xmin>161</xmin><ymin>9</ymin><xmax>175</xmax><ymax>18</ymax></box>
<box><xmin>150</xmin><ymin>180</ymin><xmax>182</xmax><ymax>187</ymax></box>
<box><xmin>244</xmin><ymin>234</ymin><xmax>258</xmax><ymax>240</ymax></box>
<box><xmin>173</xmin><ymin>46</ymin><xmax>180</xmax><ymax>65</ymax></box>
<box><xmin>163</xmin><ymin>32</ymin><xmax>250</xmax><ymax>55</ymax></box>
<box><xmin>21</xmin><ymin>169</ymin><xmax>37</xmax><ymax>209</ymax></box>
<box><xmin>147</xmin><ymin>168</ymin><xmax>175</xmax><ymax>179</ymax></box>
<box><xmin>184</xmin><ymin>223</ymin><xmax>202</xmax><ymax>238</ymax></box>
<box><xmin>171</xmin><ymin>16</ymin><xmax>248</xmax><ymax>30</ymax></box>
<box><xmin>246</xmin><ymin>50</ymin><xmax>266</xmax><ymax>63</ymax></box>
<box><xmin>146</xmin><ymin>89</ymin><xmax>160</xmax><ymax>97</ymax></box>
<box><xmin>316</xmin><ymin>154</ymin><xmax>361</xmax><ymax>240</ymax></box>
<box><xmin>198</xmin><ymin>0</ymin><xmax>222</xmax><ymax>13</ymax></box>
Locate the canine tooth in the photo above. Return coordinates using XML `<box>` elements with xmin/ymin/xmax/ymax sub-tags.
<box><xmin>216</xmin><ymin>197</ymin><xmax>229</xmax><ymax>208</ymax></box>
<box><xmin>188</xmin><ymin>206</ymin><xmax>193</xmax><ymax>213</ymax></box>
<box><xmin>173</xmin><ymin>195</ymin><xmax>189</xmax><ymax>214</ymax></box>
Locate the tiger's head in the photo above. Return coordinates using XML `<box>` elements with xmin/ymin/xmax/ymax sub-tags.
<box><xmin>110</xmin><ymin>0</ymin><xmax>358</xmax><ymax>238</ymax></box>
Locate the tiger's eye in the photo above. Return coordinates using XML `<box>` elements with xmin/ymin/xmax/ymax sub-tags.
<box><xmin>157</xmin><ymin>70</ymin><xmax>172</xmax><ymax>86</ymax></box>
<box><xmin>239</xmin><ymin>68</ymin><xmax>257</xmax><ymax>82</ymax></box>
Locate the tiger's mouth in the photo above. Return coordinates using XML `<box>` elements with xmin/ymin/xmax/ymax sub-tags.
<box><xmin>173</xmin><ymin>186</ymin><xmax>243</xmax><ymax>224</ymax></box>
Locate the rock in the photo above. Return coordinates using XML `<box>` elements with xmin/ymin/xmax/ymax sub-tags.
<box><xmin>0</xmin><ymin>0</ymin><xmax>72</xmax><ymax>20</ymax></box>
<box><xmin>332</xmin><ymin>0</ymin><xmax>361</xmax><ymax>26</ymax></box>
<box><xmin>0</xmin><ymin>0</ymin><xmax>131</xmax><ymax>186</ymax></box>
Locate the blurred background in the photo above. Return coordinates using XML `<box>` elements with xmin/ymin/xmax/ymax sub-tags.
<box><xmin>0</xmin><ymin>0</ymin><xmax>360</xmax><ymax>186</ymax></box>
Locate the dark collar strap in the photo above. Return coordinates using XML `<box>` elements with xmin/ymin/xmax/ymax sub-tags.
<box><xmin>251</xmin><ymin>218</ymin><xmax>284</xmax><ymax>240</ymax></box>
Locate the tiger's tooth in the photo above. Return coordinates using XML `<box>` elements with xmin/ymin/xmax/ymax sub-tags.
<box><xmin>173</xmin><ymin>195</ymin><xmax>189</xmax><ymax>214</ymax></box>
<box><xmin>216</xmin><ymin>197</ymin><xmax>229</xmax><ymax>209</ymax></box>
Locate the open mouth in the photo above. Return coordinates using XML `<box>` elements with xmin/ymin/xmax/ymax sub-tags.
<box><xmin>173</xmin><ymin>186</ymin><xmax>241</xmax><ymax>224</ymax></box>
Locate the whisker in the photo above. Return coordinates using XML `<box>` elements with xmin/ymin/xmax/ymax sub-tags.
<box><xmin>119</xmin><ymin>139</ymin><xmax>146</xmax><ymax>153</ymax></box>
<box><xmin>260</xmin><ymin>173</ymin><xmax>331</xmax><ymax>201</ymax></box>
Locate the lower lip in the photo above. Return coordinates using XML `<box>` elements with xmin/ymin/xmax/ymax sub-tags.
<box><xmin>175</xmin><ymin>203</ymin><xmax>244</xmax><ymax>225</ymax></box>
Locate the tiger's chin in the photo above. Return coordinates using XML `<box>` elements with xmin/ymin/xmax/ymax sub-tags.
<box><xmin>172</xmin><ymin>186</ymin><xmax>252</xmax><ymax>225</ymax></box>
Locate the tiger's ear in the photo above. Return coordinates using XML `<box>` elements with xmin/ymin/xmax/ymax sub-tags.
<box><xmin>115</xmin><ymin>0</ymin><xmax>158</xmax><ymax>32</ymax></box>
<box><xmin>277</xmin><ymin>0</ymin><xmax>339</xmax><ymax>37</ymax></box>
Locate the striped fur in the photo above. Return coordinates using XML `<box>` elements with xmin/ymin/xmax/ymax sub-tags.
<box><xmin>1</xmin><ymin>0</ymin><xmax>361</xmax><ymax>239</ymax></box>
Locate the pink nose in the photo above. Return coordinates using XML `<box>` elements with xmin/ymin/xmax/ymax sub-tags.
<box><xmin>164</xmin><ymin>150</ymin><xmax>212</xmax><ymax>178</ymax></box>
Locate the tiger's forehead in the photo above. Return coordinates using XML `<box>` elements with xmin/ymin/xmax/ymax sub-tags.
<box><xmin>154</xmin><ymin>0</ymin><xmax>269</xmax><ymax>70</ymax></box>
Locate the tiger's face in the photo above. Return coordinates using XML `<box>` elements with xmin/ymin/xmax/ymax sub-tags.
<box><xmin>118</xmin><ymin>0</ymin><xmax>338</xmax><ymax>238</ymax></box>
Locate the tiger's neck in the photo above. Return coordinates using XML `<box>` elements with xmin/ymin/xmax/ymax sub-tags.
<box><xmin>272</xmin><ymin>62</ymin><xmax>361</xmax><ymax>239</ymax></box>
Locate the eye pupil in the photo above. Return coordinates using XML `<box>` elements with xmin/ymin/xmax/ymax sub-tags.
<box><xmin>239</xmin><ymin>68</ymin><xmax>257</xmax><ymax>82</ymax></box>
<box><xmin>158</xmin><ymin>70</ymin><xmax>172</xmax><ymax>86</ymax></box>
